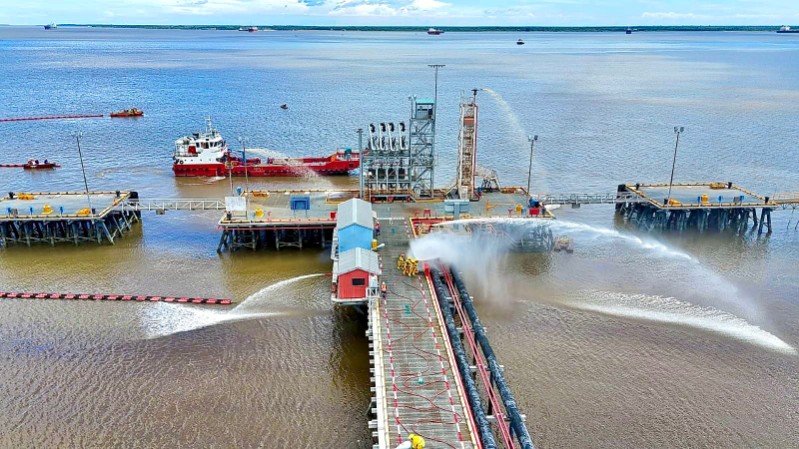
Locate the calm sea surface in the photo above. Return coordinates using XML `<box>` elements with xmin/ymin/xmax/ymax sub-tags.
<box><xmin>1</xmin><ymin>27</ymin><xmax>798</xmax><ymax>448</ymax></box>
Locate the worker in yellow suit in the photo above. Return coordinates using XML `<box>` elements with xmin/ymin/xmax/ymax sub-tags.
<box><xmin>397</xmin><ymin>253</ymin><xmax>405</xmax><ymax>270</ymax></box>
<box><xmin>394</xmin><ymin>433</ymin><xmax>425</xmax><ymax>449</ymax></box>
<box><xmin>409</xmin><ymin>433</ymin><xmax>425</xmax><ymax>449</ymax></box>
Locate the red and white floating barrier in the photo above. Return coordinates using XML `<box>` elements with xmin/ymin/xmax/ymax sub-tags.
<box><xmin>0</xmin><ymin>291</ymin><xmax>232</xmax><ymax>305</ymax></box>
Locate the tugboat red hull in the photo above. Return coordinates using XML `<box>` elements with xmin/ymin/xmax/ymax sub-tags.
<box><xmin>172</xmin><ymin>155</ymin><xmax>358</xmax><ymax>177</ymax></box>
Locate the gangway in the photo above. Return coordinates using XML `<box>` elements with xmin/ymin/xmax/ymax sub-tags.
<box><xmin>532</xmin><ymin>192</ymin><xmax>645</xmax><ymax>206</ymax></box>
<box><xmin>368</xmin><ymin>217</ymin><xmax>480</xmax><ymax>448</ymax></box>
<box><xmin>123</xmin><ymin>198</ymin><xmax>226</xmax><ymax>212</ymax></box>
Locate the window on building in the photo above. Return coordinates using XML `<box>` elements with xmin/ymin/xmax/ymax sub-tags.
<box><xmin>352</xmin><ymin>278</ymin><xmax>366</xmax><ymax>286</ymax></box>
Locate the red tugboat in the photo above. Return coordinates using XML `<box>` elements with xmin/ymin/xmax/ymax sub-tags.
<box><xmin>110</xmin><ymin>108</ymin><xmax>143</xmax><ymax>117</ymax></box>
<box><xmin>172</xmin><ymin>119</ymin><xmax>360</xmax><ymax>177</ymax></box>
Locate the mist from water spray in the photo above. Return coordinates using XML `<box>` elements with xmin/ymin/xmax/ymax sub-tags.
<box><xmin>410</xmin><ymin>232</ymin><xmax>514</xmax><ymax>301</ymax></box>
<box><xmin>481</xmin><ymin>88</ymin><xmax>550</xmax><ymax>191</ymax></box>
<box><xmin>141</xmin><ymin>273</ymin><xmax>325</xmax><ymax>338</ymax></box>
<box><xmin>413</xmin><ymin>216</ymin><xmax>785</xmax><ymax>351</ymax></box>
<box><xmin>569</xmin><ymin>291</ymin><xmax>795</xmax><ymax>354</ymax></box>
<box><xmin>244</xmin><ymin>147</ymin><xmax>336</xmax><ymax>190</ymax></box>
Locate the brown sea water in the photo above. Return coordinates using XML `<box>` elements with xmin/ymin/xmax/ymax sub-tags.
<box><xmin>1</xmin><ymin>27</ymin><xmax>798</xmax><ymax>447</ymax></box>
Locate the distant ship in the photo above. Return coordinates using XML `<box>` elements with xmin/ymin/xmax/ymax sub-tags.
<box><xmin>516</xmin><ymin>38</ymin><xmax>525</xmax><ymax>45</ymax></box>
<box><xmin>626</xmin><ymin>27</ymin><xmax>633</xmax><ymax>34</ymax></box>
<box><xmin>43</xmin><ymin>23</ymin><xmax>57</xmax><ymax>30</ymax></box>
<box><xmin>238</xmin><ymin>26</ymin><xmax>258</xmax><ymax>32</ymax></box>
<box><xmin>427</xmin><ymin>28</ymin><xmax>444</xmax><ymax>35</ymax></box>
<box><xmin>777</xmin><ymin>25</ymin><xmax>799</xmax><ymax>34</ymax></box>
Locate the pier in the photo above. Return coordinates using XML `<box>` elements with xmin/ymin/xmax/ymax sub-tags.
<box><xmin>614</xmin><ymin>182</ymin><xmax>799</xmax><ymax>234</ymax></box>
<box><xmin>364</xmin><ymin>211</ymin><xmax>537</xmax><ymax>448</ymax></box>
<box><xmin>0</xmin><ymin>191</ymin><xmax>139</xmax><ymax>246</ymax></box>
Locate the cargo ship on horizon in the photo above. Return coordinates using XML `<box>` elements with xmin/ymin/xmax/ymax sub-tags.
<box><xmin>777</xmin><ymin>25</ymin><xmax>799</xmax><ymax>33</ymax></box>
<box><xmin>172</xmin><ymin>119</ymin><xmax>359</xmax><ymax>177</ymax></box>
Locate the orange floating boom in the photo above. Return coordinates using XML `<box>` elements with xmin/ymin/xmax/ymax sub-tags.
<box><xmin>0</xmin><ymin>291</ymin><xmax>233</xmax><ymax>305</ymax></box>
<box><xmin>0</xmin><ymin>114</ymin><xmax>104</xmax><ymax>122</ymax></box>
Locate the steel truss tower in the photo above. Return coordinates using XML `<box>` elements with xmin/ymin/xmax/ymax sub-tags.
<box><xmin>362</xmin><ymin>97</ymin><xmax>436</xmax><ymax>201</ymax></box>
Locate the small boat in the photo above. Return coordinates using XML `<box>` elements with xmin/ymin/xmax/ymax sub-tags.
<box><xmin>427</xmin><ymin>28</ymin><xmax>444</xmax><ymax>35</ymax></box>
<box><xmin>110</xmin><ymin>108</ymin><xmax>143</xmax><ymax>118</ymax></box>
<box><xmin>23</xmin><ymin>160</ymin><xmax>60</xmax><ymax>170</ymax></box>
<box><xmin>777</xmin><ymin>25</ymin><xmax>799</xmax><ymax>34</ymax></box>
<box><xmin>516</xmin><ymin>38</ymin><xmax>525</xmax><ymax>45</ymax></box>
<box><xmin>553</xmin><ymin>236</ymin><xmax>574</xmax><ymax>253</ymax></box>
<box><xmin>44</xmin><ymin>23</ymin><xmax>57</xmax><ymax>30</ymax></box>
<box><xmin>625</xmin><ymin>27</ymin><xmax>633</xmax><ymax>34</ymax></box>
<box><xmin>280</xmin><ymin>104</ymin><xmax>288</xmax><ymax>110</ymax></box>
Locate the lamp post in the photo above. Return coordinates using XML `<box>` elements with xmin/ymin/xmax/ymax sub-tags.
<box><xmin>527</xmin><ymin>135</ymin><xmax>538</xmax><ymax>196</ymax></box>
<box><xmin>666</xmin><ymin>126</ymin><xmax>685</xmax><ymax>206</ymax></box>
<box><xmin>428</xmin><ymin>64</ymin><xmax>445</xmax><ymax>118</ymax></box>
<box><xmin>74</xmin><ymin>130</ymin><xmax>93</xmax><ymax>213</ymax></box>
<box><xmin>237</xmin><ymin>136</ymin><xmax>250</xmax><ymax>217</ymax></box>
<box><xmin>357</xmin><ymin>128</ymin><xmax>364</xmax><ymax>199</ymax></box>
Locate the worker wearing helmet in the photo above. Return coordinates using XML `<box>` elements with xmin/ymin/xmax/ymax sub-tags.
<box><xmin>397</xmin><ymin>253</ymin><xmax>405</xmax><ymax>270</ymax></box>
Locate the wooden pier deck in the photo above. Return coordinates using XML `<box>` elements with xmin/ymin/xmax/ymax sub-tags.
<box><xmin>368</xmin><ymin>217</ymin><xmax>479</xmax><ymax>449</ymax></box>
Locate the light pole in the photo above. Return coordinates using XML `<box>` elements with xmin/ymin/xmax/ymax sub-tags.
<box><xmin>357</xmin><ymin>128</ymin><xmax>364</xmax><ymax>199</ymax></box>
<box><xmin>74</xmin><ymin>130</ymin><xmax>93</xmax><ymax>213</ymax></box>
<box><xmin>237</xmin><ymin>136</ymin><xmax>250</xmax><ymax>217</ymax></box>
<box><xmin>527</xmin><ymin>135</ymin><xmax>538</xmax><ymax>196</ymax></box>
<box><xmin>666</xmin><ymin>126</ymin><xmax>685</xmax><ymax>206</ymax></box>
<box><xmin>428</xmin><ymin>64</ymin><xmax>445</xmax><ymax>118</ymax></box>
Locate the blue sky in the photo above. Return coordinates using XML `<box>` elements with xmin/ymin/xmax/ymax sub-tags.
<box><xmin>2</xmin><ymin>0</ymin><xmax>798</xmax><ymax>26</ymax></box>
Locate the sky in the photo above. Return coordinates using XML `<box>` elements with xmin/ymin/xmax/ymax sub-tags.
<box><xmin>1</xmin><ymin>0</ymin><xmax>798</xmax><ymax>26</ymax></box>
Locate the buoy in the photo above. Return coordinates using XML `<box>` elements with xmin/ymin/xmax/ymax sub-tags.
<box><xmin>254</xmin><ymin>207</ymin><xmax>264</xmax><ymax>218</ymax></box>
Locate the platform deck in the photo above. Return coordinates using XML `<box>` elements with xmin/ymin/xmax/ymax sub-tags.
<box><xmin>0</xmin><ymin>192</ymin><xmax>129</xmax><ymax>220</ymax></box>
<box><xmin>370</xmin><ymin>217</ymin><xmax>478</xmax><ymax>448</ymax></box>
<box><xmin>627</xmin><ymin>183</ymin><xmax>768</xmax><ymax>209</ymax></box>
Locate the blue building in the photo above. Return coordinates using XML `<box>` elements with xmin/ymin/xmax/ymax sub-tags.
<box><xmin>336</xmin><ymin>199</ymin><xmax>374</xmax><ymax>253</ymax></box>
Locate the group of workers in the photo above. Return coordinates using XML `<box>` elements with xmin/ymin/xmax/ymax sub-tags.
<box><xmin>396</xmin><ymin>253</ymin><xmax>419</xmax><ymax>277</ymax></box>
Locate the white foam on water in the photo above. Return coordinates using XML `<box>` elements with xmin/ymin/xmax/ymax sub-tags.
<box><xmin>140</xmin><ymin>302</ymin><xmax>277</xmax><ymax>339</ymax></box>
<box><xmin>570</xmin><ymin>291</ymin><xmax>796</xmax><ymax>355</ymax></box>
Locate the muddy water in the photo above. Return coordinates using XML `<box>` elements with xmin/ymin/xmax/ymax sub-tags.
<box><xmin>1</xmin><ymin>27</ymin><xmax>798</xmax><ymax>447</ymax></box>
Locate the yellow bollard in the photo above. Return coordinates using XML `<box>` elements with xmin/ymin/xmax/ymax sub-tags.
<box><xmin>42</xmin><ymin>203</ymin><xmax>53</xmax><ymax>215</ymax></box>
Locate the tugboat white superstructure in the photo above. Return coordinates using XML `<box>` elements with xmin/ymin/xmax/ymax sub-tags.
<box><xmin>172</xmin><ymin>118</ymin><xmax>360</xmax><ymax>177</ymax></box>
